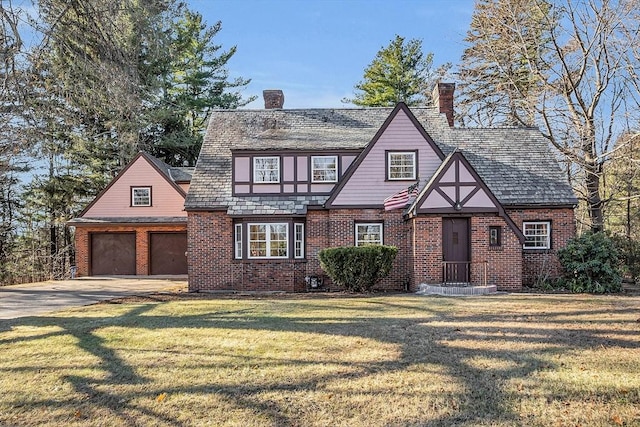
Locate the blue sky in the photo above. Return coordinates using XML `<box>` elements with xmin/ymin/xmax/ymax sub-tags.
<box><xmin>189</xmin><ymin>0</ymin><xmax>475</xmax><ymax>108</ymax></box>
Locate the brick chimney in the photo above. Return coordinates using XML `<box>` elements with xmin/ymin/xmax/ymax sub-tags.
<box><xmin>263</xmin><ymin>90</ymin><xmax>284</xmax><ymax>109</ymax></box>
<box><xmin>432</xmin><ymin>83</ymin><xmax>455</xmax><ymax>127</ymax></box>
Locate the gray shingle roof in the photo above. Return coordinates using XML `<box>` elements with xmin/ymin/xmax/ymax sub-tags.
<box><xmin>185</xmin><ymin>106</ymin><xmax>576</xmax><ymax>212</ymax></box>
<box><xmin>440</xmin><ymin>128</ymin><xmax>577</xmax><ymax>205</ymax></box>
<box><xmin>143</xmin><ymin>152</ymin><xmax>192</xmax><ymax>184</ymax></box>
<box><xmin>68</xmin><ymin>217</ymin><xmax>187</xmax><ymax>225</ymax></box>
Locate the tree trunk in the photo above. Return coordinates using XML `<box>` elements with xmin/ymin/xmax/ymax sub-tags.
<box><xmin>585</xmin><ymin>159</ymin><xmax>604</xmax><ymax>233</ymax></box>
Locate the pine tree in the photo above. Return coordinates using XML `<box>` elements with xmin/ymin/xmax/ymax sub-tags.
<box><xmin>344</xmin><ymin>35</ymin><xmax>449</xmax><ymax>107</ymax></box>
<box><xmin>143</xmin><ymin>10</ymin><xmax>255</xmax><ymax>166</ymax></box>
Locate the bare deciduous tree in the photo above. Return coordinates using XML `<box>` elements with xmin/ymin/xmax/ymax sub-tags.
<box><xmin>457</xmin><ymin>0</ymin><xmax>640</xmax><ymax>233</ymax></box>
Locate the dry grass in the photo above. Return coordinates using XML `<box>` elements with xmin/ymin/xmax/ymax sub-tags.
<box><xmin>0</xmin><ymin>293</ymin><xmax>639</xmax><ymax>426</ymax></box>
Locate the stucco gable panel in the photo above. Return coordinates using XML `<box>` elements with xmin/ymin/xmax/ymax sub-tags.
<box><xmin>423</xmin><ymin>191</ymin><xmax>451</xmax><ymax>208</ymax></box>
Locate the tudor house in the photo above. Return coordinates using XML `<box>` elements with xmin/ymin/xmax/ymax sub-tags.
<box><xmin>184</xmin><ymin>85</ymin><xmax>577</xmax><ymax>293</ymax></box>
<box><xmin>69</xmin><ymin>152</ymin><xmax>192</xmax><ymax>277</ymax></box>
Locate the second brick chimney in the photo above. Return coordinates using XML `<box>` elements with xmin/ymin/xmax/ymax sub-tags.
<box><xmin>263</xmin><ymin>90</ymin><xmax>284</xmax><ymax>109</ymax></box>
<box><xmin>432</xmin><ymin>83</ymin><xmax>455</xmax><ymax>127</ymax></box>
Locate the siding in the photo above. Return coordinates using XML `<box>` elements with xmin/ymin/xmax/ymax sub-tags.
<box><xmin>332</xmin><ymin>110</ymin><xmax>442</xmax><ymax>205</ymax></box>
<box><xmin>83</xmin><ymin>156</ymin><xmax>186</xmax><ymax>218</ymax></box>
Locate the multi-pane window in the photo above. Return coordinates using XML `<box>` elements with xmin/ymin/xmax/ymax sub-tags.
<box><xmin>236</xmin><ymin>221</ymin><xmax>305</xmax><ymax>260</ymax></box>
<box><xmin>248</xmin><ymin>223</ymin><xmax>288</xmax><ymax>258</ymax></box>
<box><xmin>131</xmin><ymin>187</ymin><xmax>151</xmax><ymax>206</ymax></box>
<box><xmin>234</xmin><ymin>224</ymin><xmax>243</xmax><ymax>259</ymax></box>
<box><xmin>355</xmin><ymin>223</ymin><xmax>383</xmax><ymax>246</ymax></box>
<box><xmin>388</xmin><ymin>152</ymin><xmax>416</xmax><ymax>180</ymax></box>
<box><xmin>311</xmin><ymin>156</ymin><xmax>338</xmax><ymax>183</ymax></box>
<box><xmin>253</xmin><ymin>157</ymin><xmax>280</xmax><ymax>183</ymax></box>
<box><xmin>523</xmin><ymin>221</ymin><xmax>551</xmax><ymax>249</ymax></box>
<box><xmin>294</xmin><ymin>223</ymin><xmax>304</xmax><ymax>258</ymax></box>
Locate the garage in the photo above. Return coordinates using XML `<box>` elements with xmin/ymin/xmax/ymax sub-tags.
<box><xmin>149</xmin><ymin>232</ymin><xmax>188</xmax><ymax>275</ymax></box>
<box><xmin>90</xmin><ymin>232</ymin><xmax>136</xmax><ymax>275</ymax></box>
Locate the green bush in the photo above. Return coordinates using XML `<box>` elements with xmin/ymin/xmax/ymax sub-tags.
<box><xmin>318</xmin><ymin>245</ymin><xmax>398</xmax><ymax>292</ymax></box>
<box><xmin>610</xmin><ymin>235</ymin><xmax>640</xmax><ymax>284</ymax></box>
<box><xmin>557</xmin><ymin>232</ymin><xmax>622</xmax><ymax>293</ymax></box>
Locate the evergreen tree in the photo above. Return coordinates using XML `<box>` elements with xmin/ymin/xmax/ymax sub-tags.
<box><xmin>143</xmin><ymin>10</ymin><xmax>255</xmax><ymax>166</ymax></box>
<box><xmin>344</xmin><ymin>35</ymin><xmax>449</xmax><ymax>107</ymax></box>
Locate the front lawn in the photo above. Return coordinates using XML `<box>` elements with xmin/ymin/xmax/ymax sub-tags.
<box><xmin>0</xmin><ymin>293</ymin><xmax>638</xmax><ymax>426</ymax></box>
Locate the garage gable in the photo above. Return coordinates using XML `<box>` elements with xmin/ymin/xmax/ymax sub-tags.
<box><xmin>81</xmin><ymin>153</ymin><xmax>187</xmax><ymax>218</ymax></box>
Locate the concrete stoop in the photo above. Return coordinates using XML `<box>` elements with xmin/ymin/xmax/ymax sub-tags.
<box><xmin>417</xmin><ymin>283</ymin><xmax>498</xmax><ymax>296</ymax></box>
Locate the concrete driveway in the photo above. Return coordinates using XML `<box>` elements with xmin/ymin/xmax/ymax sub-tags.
<box><xmin>0</xmin><ymin>276</ymin><xmax>187</xmax><ymax>320</ymax></box>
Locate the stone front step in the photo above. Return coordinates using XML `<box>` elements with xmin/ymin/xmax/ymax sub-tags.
<box><xmin>417</xmin><ymin>283</ymin><xmax>497</xmax><ymax>296</ymax></box>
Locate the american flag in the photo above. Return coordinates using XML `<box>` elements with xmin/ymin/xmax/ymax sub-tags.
<box><xmin>383</xmin><ymin>181</ymin><xmax>420</xmax><ymax>211</ymax></box>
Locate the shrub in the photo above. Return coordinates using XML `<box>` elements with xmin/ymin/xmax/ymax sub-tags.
<box><xmin>610</xmin><ymin>235</ymin><xmax>640</xmax><ymax>285</ymax></box>
<box><xmin>318</xmin><ymin>245</ymin><xmax>398</xmax><ymax>292</ymax></box>
<box><xmin>557</xmin><ymin>232</ymin><xmax>622</xmax><ymax>293</ymax></box>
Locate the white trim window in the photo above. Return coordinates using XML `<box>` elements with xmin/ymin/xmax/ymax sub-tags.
<box><xmin>253</xmin><ymin>156</ymin><xmax>280</xmax><ymax>183</ymax></box>
<box><xmin>294</xmin><ymin>223</ymin><xmax>304</xmax><ymax>258</ymax></box>
<box><xmin>234</xmin><ymin>223</ymin><xmax>243</xmax><ymax>259</ymax></box>
<box><xmin>523</xmin><ymin>221</ymin><xmax>551</xmax><ymax>249</ymax></box>
<box><xmin>388</xmin><ymin>152</ymin><xmax>416</xmax><ymax>180</ymax></box>
<box><xmin>131</xmin><ymin>187</ymin><xmax>151</xmax><ymax>206</ymax></box>
<box><xmin>355</xmin><ymin>223</ymin><xmax>383</xmax><ymax>246</ymax></box>
<box><xmin>311</xmin><ymin>156</ymin><xmax>338</xmax><ymax>183</ymax></box>
<box><xmin>248</xmin><ymin>223</ymin><xmax>288</xmax><ymax>258</ymax></box>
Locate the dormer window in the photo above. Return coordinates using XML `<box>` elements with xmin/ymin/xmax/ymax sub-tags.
<box><xmin>253</xmin><ymin>156</ymin><xmax>280</xmax><ymax>183</ymax></box>
<box><xmin>131</xmin><ymin>187</ymin><xmax>151</xmax><ymax>206</ymax></box>
<box><xmin>387</xmin><ymin>151</ymin><xmax>417</xmax><ymax>180</ymax></box>
<box><xmin>311</xmin><ymin>156</ymin><xmax>338</xmax><ymax>183</ymax></box>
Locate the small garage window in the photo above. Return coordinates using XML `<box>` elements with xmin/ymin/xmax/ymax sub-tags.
<box><xmin>131</xmin><ymin>187</ymin><xmax>151</xmax><ymax>206</ymax></box>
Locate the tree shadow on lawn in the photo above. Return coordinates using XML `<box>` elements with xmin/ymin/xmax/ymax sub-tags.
<box><xmin>1</xmin><ymin>295</ymin><xmax>639</xmax><ymax>426</ymax></box>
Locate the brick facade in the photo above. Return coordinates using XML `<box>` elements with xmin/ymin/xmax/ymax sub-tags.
<box><xmin>507</xmin><ymin>207</ymin><xmax>576</xmax><ymax>285</ymax></box>
<box><xmin>74</xmin><ymin>223</ymin><xmax>186</xmax><ymax>277</ymax></box>
<box><xmin>187</xmin><ymin>207</ymin><xmax>576</xmax><ymax>293</ymax></box>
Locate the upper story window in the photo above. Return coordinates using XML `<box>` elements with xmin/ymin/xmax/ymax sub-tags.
<box><xmin>388</xmin><ymin>151</ymin><xmax>417</xmax><ymax>180</ymax></box>
<box><xmin>311</xmin><ymin>156</ymin><xmax>338</xmax><ymax>183</ymax></box>
<box><xmin>355</xmin><ymin>222</ymin><xmax>383</xmax><ymax>246</ymax></box>
<box><xmin>253</xmin><ymin>156</ymin><xmax>280</xmax><ymax>183</ymax></box>
<box><xmin>131</xmin><ymin>187</ymin><xmax>151</xmax><ymax>206</ymax></box>
<box><xmin>523</xmin><ymin>221</ymin><xmax>550</xmax><ymax>249</ymax></box>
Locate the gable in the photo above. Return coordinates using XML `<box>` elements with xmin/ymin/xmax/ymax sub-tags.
<box><xmin>410</xmin><ymin>151</ymin><xmax>525</xmax><ymax>243</ymax></box>
<box><xmin>418</xmin><ymin>152</ymin><xmax>499</xmax><ymax>213</ymax></box>
<box><xmin>81</xmin><ymin>153</ymin><xmax>187</xmax><ymax>218</ymax></box>
<box><xmin>327</xmin><ymin>103</ymin><xmax>444</xmax><ymax>207</ymax></box>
